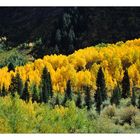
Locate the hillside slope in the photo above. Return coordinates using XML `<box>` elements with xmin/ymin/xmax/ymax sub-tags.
<box><xmin>0</xmin><ymin>7</ymin><xmax>140</xmax><ymax>57</ymax></box>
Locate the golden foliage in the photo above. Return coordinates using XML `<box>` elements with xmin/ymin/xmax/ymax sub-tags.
<box><xmin>0</xmin><ymin>38</ymin><xmax>140</xmax><ymax>94</ymax></box>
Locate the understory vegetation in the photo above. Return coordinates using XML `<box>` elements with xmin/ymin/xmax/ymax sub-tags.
<box><xmin>0</xmin><ymin>95</ymin><xmax>140</xmax><ymax>133</ymax></box>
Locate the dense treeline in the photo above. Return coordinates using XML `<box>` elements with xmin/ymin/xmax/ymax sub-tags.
<box><xmin>0</xmin><ymin>57</ymin><xmax>140</xmax><ymax>114</ymax></box>
<box><xmin>1</xmin><ymin>38</ymin><xmax>140</xmax><ymax>94</ymax></box>
<box><xmin>0</xmin><ymin>8</ymin><xmax>140</xmax><ymax>57</ymax></box>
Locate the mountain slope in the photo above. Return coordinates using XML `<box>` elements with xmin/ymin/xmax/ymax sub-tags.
<box><xmin>0</xmin><ymin>7</ymin><xmax>140</xmax><ymax>57</ymax></box>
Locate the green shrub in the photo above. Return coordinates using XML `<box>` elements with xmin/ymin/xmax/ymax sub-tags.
<box><xmin>117</xmin><ymin>106</ymin><xmax>139</xmax><ymax>125</ymax></box>
<box><xmin>62</xmin><ymin>101</ymin><xmax>88</xmax><ymax>133</ymax></box>
<box><xmin>89</xmin><ymin>116</ymin><xmax>123</xmax><ymax>133</ymax></box>
<box><xmin>101</xmin><ymin>105</ymin><xmax>116</xmax><ymax>119</ymax></box>
<box><xmin>119</xmin><ymin>98</ymin><xmax>131</xmax><ymax>107</ymax></box>
<box><xmin>0</xmin><ymin>49</ymin><xmax>28</xmax><ymax>68</ymax></box>
<box><xmin>87</xmin><ymin>105</ymin><xmax>98</xmax><ymax>120</ymax></box>
<box><xmin>132</xmin><ymin>113</ymin><xmax>140</xmax><ymax>128</ymax></box>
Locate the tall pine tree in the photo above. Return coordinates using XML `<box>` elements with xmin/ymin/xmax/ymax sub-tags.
<box><xmin>94</xmin><ymin>88</ymin><xmax>102</xmax><ymax>113</ymax></box>
<box><xmin>76</xmin><ymin>91</ymin><xmax>82</xmax><ymax>108</ymax></box>
<box><xmin>9</xmin><ymin>72</ymin><xmax>23</xmax><ymax>96</ymax></box>
<box><xmin>63</xmin><ymin>80</ymin><xmax>72</xmax><ymax>105</ymax></box>
<box><xmin>41</xmin><ymin>67</ymin><xmax>49</xmax><ymax>103</ymax></box>
<box><xmin>96</xmin><ymin>67</ymin><xmax>107</xmax><ymax>101</ymax></box>
<box><xmin>9</xmin><ymin>75</ymin><xmax>17</xmax><ymax>96</ymax></box>
<box><xmin>48</xmin><ymin>72</ymin><xmax>53</xmax><ymax>98</ymax></box>
<box><xmin>15</xmin><ymin>72</ymin><xmax>23</xmax><ymax>96</ymax></box>
<box><xmin>32</xmin><ymin>84</ymin><xmax>39</xmax><ymax>103</ymax></box>
<box><xmin>51</xmin><ymin>8</ymin><xmax>85</xmax><ymax>55</ymax></box>
<box><xmin>84</xmin><ymin>86</ymin><xmax>92</xmax><ymax>110</ymax></box>
<box><xmin>41</xmin><ymin>67</ymin><xmax>53</xmax><ymax>103</ymax></box>
<box><xmin>21</xmin><ymin>79</ymin><xmax>30</xmax><ymax>102</ymax></box>
<box><xmin>122</xmin><ymin>69</ymin><xmax>130</xmax><ymax>98</ymax></box>
<box><xmin>94</xmin><ymin>67</ymin><xmax>107</xmax><ymax>113</ymax></box>
<box><xmin>1</xmin><ymin>84</ymin><xmax>7</xmax><ymax>97</ymax></box>
<box><xmin>110</xmin><ymin>85</ymin><xmax>121</xmax><ymax>106</ymax></box>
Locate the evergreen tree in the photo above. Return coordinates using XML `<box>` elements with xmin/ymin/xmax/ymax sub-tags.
<box><xmin>84</xmin><ymin>86</ymin><xmax>92</xmax><ymax>110</ymax></box>
<box><xmin>9</xmin><ymin>72</ymin><xmax>23</xmax><ymax>96</ymax></box>
<box><xmin>94</xmin><ymin>67</ymin><xmax>107</xmax><ymax>113</ymax></box>
<box><xmin>96</xmin><ymin>67</ymin><xmax>107</xmax><ymax>101</ymax></box>
<box><xmin>76</xmin><ymin>91</ymin><xmax>82</xmax><ymax>108</ymax></box>
<box><xmin>21</xmin><ymin>79</ymin><xmax>30</xmax><ymax>102</ymax></box>
<box><xmin>110</xmin><ymin>85</ymin><xmax>121</xmax><ymax>106</ymax></box>
<box><xmin>1</xmin><ymin>84</ymin><xmax>7</xmax><ymax>96</ymax></box>
<box><xmin>48</xmin><ymin>72</ymin><xmax>53</xmax><ymax>98</ymax></box>
<box><xmin>8</xmin><ymin>62</ymin><xmax>15</xmax><ymax>72</ymax></box>
<box><xmin>122</xmin><ymin>69</ymin><xmax>130</xmax><ymax>98</ymax></box>
<box><xmin>9</xmin><ymin>75</ymin><xmax>17</xmax><ymax>96</ymax></box>
<box><xmin>15</xmin><ymin>72</ymin><xmax>23</xmax><ymax>95</ymax></box>
<box><xmin>131</xmin><ymin>87</ymin><xmax>136</xmax><ymax>106</ymax></box>
<box><xmin>41</xmin><ymin>67</ymin><xmax>53</xmax><ymax>103</ymax></box>
<box><xmin>63</xmin><ymin>80</ymin><xmax>72</xmax><ymax>105</ymax></box>
<box><xmin>138</xmin><ymin>95</ymin><xmax>140</xmax><ymax>109</ymax></box>
<box><xmin>55</xmin><ymin>94</ymin><xmax>60</xmax><ymax>106</ymax></box>
<box><xmin>39</xmin><ymin>86</ymin><xmax>43</xmax><ymax>103</ymax></box>
<box><xmin>66</xmin><ymin>80</ymin><xmax>72</xmax><ymax>100</ymax></box>
<box><xmin>51</xmin><ymin>8</ymin><xmax>84</xmax><ymax>55</ymax></box>
<box><xmin>94</xmin><ymin>88</ymin><xmax>102</xmax><ymax>113</ymax></box>
<box><xmin>32</xmin><ymin>84</ymin><xmax>39</xmax><ymax>102</ymax></box>
<box><xmin>41</xmin><ymin>67</ymin><xmax>49</xmax><ymax>103</ymax></box>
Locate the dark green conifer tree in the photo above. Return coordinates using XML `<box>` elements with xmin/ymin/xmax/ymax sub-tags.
<box><xmin>94</xmin><ymin>88</ymin><xmax>102</xmax><ymax>113</ymax></box>
<box><xmin>122</xmin><ymin>69</ymin><xmax>130</xmax><ymax>98</ymax></box>
<box><xmin>9</xmin><ymin>72</ymin><xmax>23</xmax><ymax>96</ymax></box>
<box><xmin>131</xmin><ymin>87</ymin><xmax>136</xmax><ymax>106</ymax></box>
<box><xmin>96</xmin><ymin>67</ymin><xmax>107</xmax><ymax>101</ymax></box>
<box><xmin>76</xmin><ymin>91</ymin><xmax>82</xmax><ymax>108</ymax></box>
<box><xmin>110</xmin><ymin>85</ymin><xmax>121</xmax><ymax>106</ymax></box>
<box><xmin>63</xmin><ymin>80</ymin><xmax>72</xmax><ymax>105</ymax></box>
<box><xmin>48</xmin><ymin>72</ymin><xmax>53</xmax><ymax>98</ymax></box>
<box><xmin>84</xmin><ymin>86</ymin><xmax>92</xmax><ymax>110</ymax></box>
<box><xmin>94</xmin><ymin>67</ymin><xmax>107</xmax><ymax>113</ymax></box>
<box><xmin>66</xmin><ymin>80</ymin><xmax>72</xmax><ymax>100</ymax></box>
<box><xmin>15</xmin><ymin>72</ymin><xmax>23</xmax><ymax>96</ymax></box>
<box><xmin>21</xmin><ymin>79</ymin><xmax>30</xmax><ymax>102</ymax></box>
<box><xmin>41</xmin><ymin>67</ymin><xmax>53</xmax><ymax>103</ymax></box>
<box><xmin>1</xmin><ymin>84</ymin><xmax>7</xmax><ymax>96</ymax></box>
<box><xmin>32</xmin><ymin>84</ymin><xmax>39</xmax><ymax>102</ymax></box>
<box><xmin>51</xmin><ymin>8</ymin><xmax>84</xmax><ymax>55</ymax></box>
<box><xmin>41</xmin><ymin>67</ymin><xmax>49</xmax><ymax>103</ymax></box>
<box><xmin>9</xmin><ymin>75</ymin><xmax>17</xmax><ymax>97</ymax></box>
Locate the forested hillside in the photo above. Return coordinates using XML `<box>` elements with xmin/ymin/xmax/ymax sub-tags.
<box><xmin>0</xmin><ymin>7</ymin><xmax>140</xmax><ymax>57</ymax></box>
